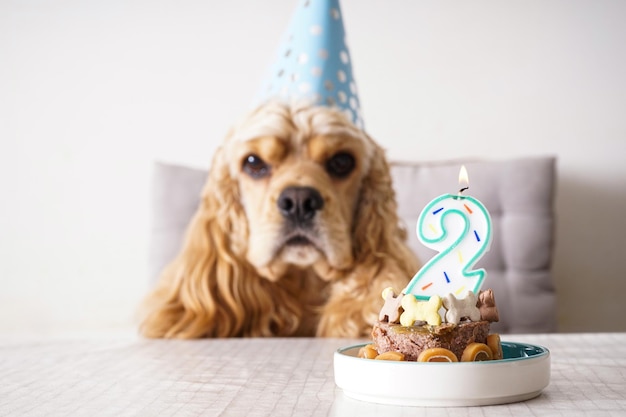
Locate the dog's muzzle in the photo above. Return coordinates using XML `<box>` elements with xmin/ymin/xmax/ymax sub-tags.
<box><xmin>277</xmin><ymin>186</ymin><xmax>324</xmax><ymax>227</ymax></box>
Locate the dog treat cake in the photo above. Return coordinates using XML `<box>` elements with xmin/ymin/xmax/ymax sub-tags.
<box><xmin>357</xmin><ymin>166</ymin><xmax>500</xmax><ymax>362</ymax></box>
<box><xmin>359</xmin><ymin>288</ymin><xmax>502</xmax><ymax>362</ymax></box>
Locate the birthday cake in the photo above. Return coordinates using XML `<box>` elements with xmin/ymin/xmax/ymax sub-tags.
<box><xmin>359</xmin><ymin>169</ymin><xmax>503</xmax><ymax>362</ymax></box>
<box><xmin>359</xmin><ymin>288</ymin><xmax>501</xmax><ymax>362</ymax></box>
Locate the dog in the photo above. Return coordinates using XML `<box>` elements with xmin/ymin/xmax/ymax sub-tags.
<box><xmin>140</xmin><ymin>101</ymin><xmax>419</xmax><ymax>338</ymax></box>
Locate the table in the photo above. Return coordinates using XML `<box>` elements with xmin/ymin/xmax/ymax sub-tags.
<box><xmin>1</xmin><ymin>333</ymin><xmax>625</xmax><ymax>416</ymax></box>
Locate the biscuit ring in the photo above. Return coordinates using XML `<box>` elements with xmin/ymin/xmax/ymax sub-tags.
<box><xmin>461</xmin><ymin>343</ymin><xmax>493</xmax><ymax>362</ymax></box>
<box><xmin>487</xmin><ymin>334</ymin><xmax>503</xmax><ymax>360</ymax></box>
<box><xmin>417</xmin><ymin>347</ymin><xmax>459</xmax><ymax>362</ymax></box>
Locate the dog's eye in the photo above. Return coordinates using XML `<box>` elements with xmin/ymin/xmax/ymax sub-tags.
<box><xmin>242</xmin><ymin>154</ymin><xmax>270</xmax><ymax>178</ymax></box>
<box><xmin>326</xmin><ymin>152</ymin><xmax>355</xmax><ymax>178</ymax></box>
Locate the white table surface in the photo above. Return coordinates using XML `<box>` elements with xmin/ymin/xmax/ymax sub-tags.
<box><xmin>1</xmin><ymin>333</ymin><xmax>625</xmax><ymax>416</ymax></box>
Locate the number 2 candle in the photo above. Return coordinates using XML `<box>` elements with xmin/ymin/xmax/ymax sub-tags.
<box><xmin>403</xmin><ymin>166</ymin><xmax>492</xmax><ymax>300</ymax></box>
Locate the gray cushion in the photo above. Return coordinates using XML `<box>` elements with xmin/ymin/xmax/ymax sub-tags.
<box><xmin>149</xmin><ymin>162</ymin><xmax>206</xmax><ymax>284</ymax></box>
<box><xmin>149</xmin><ymin>156</ymin><xmax>557</xmax><ymax>334</ymax></box>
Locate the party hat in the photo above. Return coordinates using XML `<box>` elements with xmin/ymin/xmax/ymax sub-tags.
<box><xmin>259</xmin><ymin>0</ymin><xmax>364</xmax><ymax>129</ymax></box>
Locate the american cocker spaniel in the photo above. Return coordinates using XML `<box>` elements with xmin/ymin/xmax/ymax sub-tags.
<box><xmin>140</xmin><ymin>102</ymin><xmax>419</xmax><ymax>338</ymax></box>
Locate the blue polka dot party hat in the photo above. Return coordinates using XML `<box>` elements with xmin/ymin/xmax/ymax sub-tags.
<box><xmin>258</xmin><ymin>0</ymin><xmax>363</xmax><ymax>129</ymax></box>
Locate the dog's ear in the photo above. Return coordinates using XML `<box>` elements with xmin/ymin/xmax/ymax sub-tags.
<box><xmin>140</xmin><ymin>146</ymin><xmax>301</xmax><ymax>338</ymax></box>
<box><xmin>316</xmin><ymin>140</ymin><xmax>420</xmax><ymax>337</ymax></box>
<box><xmin>352</xmin><ymin>140</ymin><xmax>418</xmax><ymax>273</ymax></box>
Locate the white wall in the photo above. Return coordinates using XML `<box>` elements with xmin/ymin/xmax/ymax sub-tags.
<box><xmin>1</xmin><ymin>0</ymin><xmax>625</xmax><ymax>335</ymax></box>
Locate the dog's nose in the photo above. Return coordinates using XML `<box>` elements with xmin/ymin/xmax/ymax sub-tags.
<box><xmin>277</xmin><ymin>186</ymin><xmax>324</xmax><ymax>223</ymax></box>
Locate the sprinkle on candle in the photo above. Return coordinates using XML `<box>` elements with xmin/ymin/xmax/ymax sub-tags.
<box><xmin>455</xmin><ymin>286</ymin><xmax>466</xmax><ymax>295</ymax></box>
<box><xmin>457</xmin><ymin>251</ymin><xmax>463</xmax><ymax>264</ymax></box>
<box><xmin>429</xmin><ymin>224</ymin><xmax>437</xmax><ymax>234</ymax></box>
<box><xmin>474</xmin><ymin>230</ymin><xmax>481</xmax><ymax>242</ymax></box>
<box><xmin>464</xmin><ymin>204</ymin><xmax>473</xmax><ymax>214</ymax></box>
<box><xmin>458</xmin><ymin>165</ymin><xmax>469</xmax><ymax>194</ymax></box>
<box><xmin>432</xmin><ymin>207</ymin><xmax>444</xmax><ymax>215</ymax></box>
<box><xmin>444</xmin><ymin>271</ymin><xmax>450</xmax><ymax>283</ymax></box>
<box><xmin>422</xmin><ymin>282</ymin><xmax>433</xmax><ymax>290</ymax></box>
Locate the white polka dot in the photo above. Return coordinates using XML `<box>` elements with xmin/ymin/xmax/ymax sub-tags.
<box><xmin>340</xmin><ymin>50</ymin><xmax>349</xmax><ymax>64</ymax></box>
<box><xmin>324</xmin><ymin>80</ymin><xmax>334</xmax><ymax>91</ymax></box>
<box><xmin>349</xmin><ymin>97</ymin><xmax>358</xmax><ymax>110</ymax></box>
<box><xmin>349</xmin><ymin>82</ymin><xmax>357</xmax><ymax>94</ymax></box>
<box><xmin>311</xmin><ymin>67</ymin><xmax>322</xmax><ymax>77</ymax></box>
<box><xmin>298</xmin><ymin>82</ymin><xmax>311</xmax><ymax>93</ymax></box>
<box><xmin>337</xmin><ymin>70</ymin><xmax>346</xmax><ymax>83</ymax></box>
<box><xmin>280</xmin><ymin>86</ymin><xmax>289</xmax><ymax>97</ymax></box>
<box><xmin>318</xmin><ymin>49</ymin><xmax>328</xmax><ymax>60</ymax></box>
<box><xmin>338</xmin><ymin>91</ymin><xmax>347</xmax><ymax>103</ymax></box>
<box><xmin>326</xmin><ymin>96</ymin><xmax>336</xmax><ymax>106</ymax></box>
<box><xmin>298</xmin><ymin>53</ymin><xmax>308</xmax><ymax>64</ymax></box>
<box><xmin>310</xmin><ymin>25</ymin><xmax>323</xmax><ymax>35</ymax></box>
<box><xmin>331</xmin><ymin>8</ymin><xmax>340</xmax><ymax>20</ymax></box>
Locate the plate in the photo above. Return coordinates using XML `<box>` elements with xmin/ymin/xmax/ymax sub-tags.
<box><xmin>334</xmin><ymin>341</ymin><xmax>550</xmax><ymax>407</ymax></box>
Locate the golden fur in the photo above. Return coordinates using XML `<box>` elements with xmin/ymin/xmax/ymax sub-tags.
<box><xmin>140</xmin><ymin>102</ymin><xmax>419</xmax><ymax>338</ymax></box>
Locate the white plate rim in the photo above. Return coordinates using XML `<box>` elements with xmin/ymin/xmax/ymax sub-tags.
<box><xmin>337</xmin><ymin>340</ymin><xmax>549</xmax><ymax>366</ymax></box>
<box><xmin>334</xmin><ymin>341</ymin><xmax>551</xmax><ymax>407</ymax></box>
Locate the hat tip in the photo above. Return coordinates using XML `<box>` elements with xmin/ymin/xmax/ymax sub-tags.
<box><xmin>256</xmin><ymin>0</ymin><xmax>364</xmax><ymax>129</ymax></box>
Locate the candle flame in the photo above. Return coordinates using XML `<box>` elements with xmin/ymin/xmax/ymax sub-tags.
<box><xmin>458</xmin><ymin>165</ymin><xmax>469</xmax><ymax>194</ymax></box>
